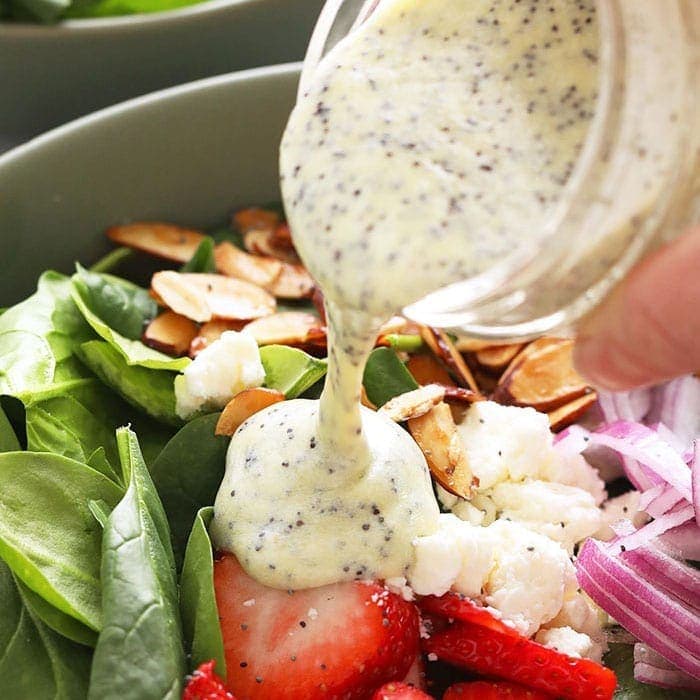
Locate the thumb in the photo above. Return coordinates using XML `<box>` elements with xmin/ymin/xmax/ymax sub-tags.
<box><xmin>573</xmin><ymin>226</ymin><xmax>700</xmax><ymax>391</ymax></box>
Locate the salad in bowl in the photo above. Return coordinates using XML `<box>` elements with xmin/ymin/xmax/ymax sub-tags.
<box><xmin>0</xmin><ymin>202</ymin><xmax>697</xmax><ymax>699</ymax></box>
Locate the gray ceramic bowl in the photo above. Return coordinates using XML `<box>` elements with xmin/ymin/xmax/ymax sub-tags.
<box><xmin>0</xmin><ymin>1</ymin><xmax>320</xmax><ymax>150</ymax></box>
<box><xmin>0</xmin><ymin>62</ymin><xmax>300</xmax><ymax>304</ymax></box>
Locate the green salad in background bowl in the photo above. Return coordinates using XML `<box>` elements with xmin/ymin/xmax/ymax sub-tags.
<box><xmin>0</xmin><ymin>65</ymin><xmax>697</xmax><ymax>699</ymax></box>
<box><xmin>0</xmin><ymin>0</ymin><xmax>322</xmax><ymax>152</ymax></box>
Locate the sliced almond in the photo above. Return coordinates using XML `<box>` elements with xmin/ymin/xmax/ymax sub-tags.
<box><xmin>406</xmin><ymin>353</ymin><xmax>455</xmax><ymax>387</ymax></box>
<box><xmin>233</xmin><ymin>207</ymin><xmax>280</xmax><ymax>233</ymax></box>
<box><xmin>378</xmin><ymin>316</ymin><xmax>408</xmax><ymax>336</ymax></box>
<box><xmin>443</xmin><ymin>386</ymin><xmax>483</xmax><ymax>405</ymax></box>
<box><xmin>215</xmin><ymin>241</ymin><xmax>282</xmax><ymax>287</ymax></box>
<box><xmin>189</xmin><ymin>319</ymin><xmax>246</xmax><ymax>357</ymax></box>
<box><xmin>311</xmin><ymin>287</ymin><xmax>327</xmax><ymax>324</ymax></box>
<box><xmin>361</xmin><ymin>385</ymin><xmax>377</xmax><ymax>411</ymax></box>
<box><xmin>408</xmin><ymin>402</ymin><xmax>476</xmax><ymax>498</ymax></box>
<box><xmin>475</xmin><ymin>343</ymin><xmax>526</xmax><ymax>373</ymax></box>
<box><xmin>106</xmin><ymin>222</ymin><xmax>205</xmax><ymax>263</ymax></box>
<box><xmin>493</xmin><ymin>337</ymin><xmax>590</xmax><ymax>412</ymax></box>
<box><xmin>243</xmin><ymin>312</ymin><xmax>322</xmax><ymax>346</ymax></box>
<box><xmin>266</xmin><ymin>263</ymin><xmax>315</xmax><ymax>299</ymax></box>
<box><xmin>379</xmin><ymin>384</ymin><xmax>445</xmax><ymax>423</ymax></box>
<box><xmin>215</xmin><ymin>387</ymin><xmax>285</xmax><ymax>436</ymax></box>
<box><xmin>420</xmin><ymin>327</ymin><xmax>481</xmax><ymax>394</ymax></box>
<box><xmin>152</xmin><ymin>271</ymin><xmax>275</xmax><ymax>323</ymax></box>
<box><xmin>548</xmin><ymin>392</ymin><xmax>598</xmax><ymax>432</ymax></box>
<box><xmin>453</xmin><ymin>335</ymin><xmax>495</xmax><ymax>353</ymax></box>
<box><xmin>244</xmin><ymin>226</ymin><xmax>300</xmax><ymax>265</ymax></box>
<box><xmin>142</xmin><ymin>311</ymin><xmax>199</xmax><ymax>357</ymax></box>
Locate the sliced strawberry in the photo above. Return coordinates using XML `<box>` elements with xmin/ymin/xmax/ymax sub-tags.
<box><xmin>184</xmin><ymin>661</ymin><xmax>236</xmax><ymax>700</ymax></box>
<box><xmin>401</xmin><ymin>654</ymin><xmax>427</xmax><ymax>690</ymax></box>
<box><xmin>214</xmin><ymin>552</ymin><xmax>420</xmax><ymax>700</ymax></box>
<box><xmin>419</xmin><ymin>594</ymin><xmax>518</xmax><ymax>636</ymax></box>
<box><xmin>422</xmin><ymin>621</ymin><xmax>616</xmax><ymax>700</ymax></box>
<box><xmin>443</xmin><ymin>680</ymin><xmax>553</xmax><ymax>699</ymax></box>
<box><xmin>370</xmin><ymin>681</ymin><xmax>433</xmax><ymax>699</ymax></box>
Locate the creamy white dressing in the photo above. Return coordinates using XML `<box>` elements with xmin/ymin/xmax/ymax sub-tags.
<box><xmin>212</xmin><ymin>0</ymin><xmax>601</xmax><ymax>588</ymax></box>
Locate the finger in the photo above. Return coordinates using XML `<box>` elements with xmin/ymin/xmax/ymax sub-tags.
<box><xmin>573</xmin><ymin>227</ymin><xmax>700</xmax><ymax>391</ymax></box>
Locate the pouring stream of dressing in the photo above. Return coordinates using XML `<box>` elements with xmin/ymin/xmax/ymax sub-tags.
<box><xmin>212</xmin><ymin>0</ymin><xmax>600</xmax><ymax>589</ymax></box>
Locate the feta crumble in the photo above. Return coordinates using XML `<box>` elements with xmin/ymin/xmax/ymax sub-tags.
<box><xmin>174</xmin><ymin>330</ymin><xmax>265</xmax><ymax>419</ymax></box>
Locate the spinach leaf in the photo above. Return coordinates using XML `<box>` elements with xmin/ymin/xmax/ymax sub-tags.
<box><xmin>87</xmin><ymin>499</ymin><xmax>112</xmax><ymax>530</ymax></box>
<box><xmin>89</xmin><ymin>247</ymin><xmax>134</xmax><ymax>275</ymax></box>
<box><xmin>381</xmin><ymin>334</ymin><xmax>424</xmax><ymax>352</ymax></box>
<box><xmin>0</xmin><ymin>451</ymin><xmax>123</xmax><ymax>631</ymax></box>
<box><xmin>181</xmin><ymin>237</ymin><xmax>217</xmax><ymax>273</ymax></box>
<box><xmin>210</xmin><ymin>226</ymin><xmax>244</xmax><ymax>249</ymax></box>
<box><xmin>71</xmin><ymin>269</ymin><xmax>190</xmax><ymax>372</ymax></box>
<box><xmin>180</xmin><ymin>507</ymin><xmax>226</xmax><ymax>676</ymax></box>
<box><xmin>0</xmin><ymin>271</ymin><xmax>93</xmax><ymax>391</ymax></box>
<box><xmin>150</xmin><ymin>413</ymin><xmax>229</xmax><ymax>566</ymax></box>
<box><xmin>89</xmin><ymin>428</ymin><xmax>185</xmax><ymax>700</ymax></box>
<box><xmin>363</xmin><ymin>347</ymin><xmax>419</xmax><ymax>407</ymax></box>
<box><xmin>0</xmin><ymin>559</ymin><xmax>92</xmax><ymax>700</ymax></box>
<box><xmin>0</xmin><ymin>403</ymin><xmax>20</xmax><ymax>452</ymax></box>
<box><xmin>260</xmin><ymin>344</ymin><xmax>327</xmax><ymax>399</ymax></box>
<box><xmin>64</xmin><ymin>0</ymin><xmax>204</xmax><ymax>20</ymax></box>
<box><xmin>77</xmin><ymin>340</ymin><xmax>182</xmax><ymax>427</ymax></box>
<box><xmin>17</xmin><ymin>578</ymin><xmax>98</xmax><ymax>648</ymax></box>
<box><xmin>606</xmin><ymin>643</ymin><xmax>696</xmax><ymax>699</ymax></box>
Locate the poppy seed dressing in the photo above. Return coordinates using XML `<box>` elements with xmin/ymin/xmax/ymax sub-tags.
<box><xmin>212</xmin><ymin>0</ymin><xmax>600</xmax><ymax>588</ymax></box>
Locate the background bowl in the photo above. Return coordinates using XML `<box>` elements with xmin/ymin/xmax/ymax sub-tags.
<box><xmin>0</xmin><ymin>62</ymin><xmax>300</xmax><ymax>303</ymax></box>
<box><xmin>0</xmin><ymin>1</ymin><xmax>319</xmax><ymax>150</ymax></box>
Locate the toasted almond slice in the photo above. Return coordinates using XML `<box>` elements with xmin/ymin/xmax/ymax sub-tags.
<box><xmin>408</xmin><ymin>402</ymin><xmax>476</xmax><ymax>498</ymax></box>
<box><xmin>189</xmin><ymin>319</ymin><xmax>246</xmax><ymax>357</ymax></box>
<box><xmin>443</xmin><ymin>386</ymin><xmax>483</xmax><ymax>405</ymax></box>
<box><xmin>142</xmin><ymin>311</ymin><xmax>199</xmax><ymax>357</ymax></box>
<box><xmin>215</xmin><ymin>387</ymin><xmax>285</xmax><ymax>436</ymax></box>
<box><xmin>548</xmin><ymin>392</ymin><xmax>598</xmax><ymax>432</ymax></box>
<box><xmin>452</xmin><ymin>335</ymin><xmax>494</xmax><ymax>353</ymax></box>
<box><xmin>266</xmin><ymin>263</ymin><xmax>315</xmax><ymax>299</ymax></box>
<box><xmin>378</xmin><ymin>316</ymin><xmax>408</xmax><ymax>336</ymax></box>
<box><xmin>233</xmin><ymin>207</ymin><xmax>280</xmax><ymax>234</ymax></box>
<box><xmin>379</xmin><ymin>384</ymin><xmax>446</xmax><ymax>423</ymax></box>
<box><xmin>152</xmin><ymin>271</ymin><xmax>275</xmax><ymax>323</ymax></box>
<box><xmin>475</xmin><ymin>343</ymin><xmax>526</xmax><ymax>373</ymax></box>
<box><xmin>420</xmin><ymin>326</ymin><xmax>481</xmax><ymax>394</ymax></box>
<box><xmin>106</xmin><ymin>222</ymin><xmax>205</xmax><ymax>263</ymax></box>
<box><xmin>215</xmin><ymin>241</ymin><xmax>283</xmax><ymax>287</ymax></box>
<box><xmin>244</xmin><ymin>228</ymin><xmax>300</xmax><ymax>265</ymax></box>
<box><xmin>361</xmin><ymin>385</ymin><xmax>377</xmax><ymax>411</ymax></box>
<box><xmin>243</xmin><ymin>312</ymin><xmax>322</xmax><ymax>346</ymax></box>
<box><xmin>493</xmin><ymin>337</ymin><xmax>589</xmax><ymax>412</ymax></box>
<box><xmin>406</xmin><ymin>353</ymin><xmax>455</xmax><ymax>387</ymax></box>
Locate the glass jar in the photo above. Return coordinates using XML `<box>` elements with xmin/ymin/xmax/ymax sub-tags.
<box><xmin>301</xmin><ymin>0</ymin><xmax>700</xmax><ymax>341</ymax></box>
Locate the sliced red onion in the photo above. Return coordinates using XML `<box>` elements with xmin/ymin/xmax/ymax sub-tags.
<box><xmin>553</xmin><ymin>424</ymin><xmax>591</xmax><ymax>455</ymax></box>
<box><xmin>576</xmin><ymin>539</ymin><xmax>700</xmax><ymax>678</ymax></box>
<box><xmin>621</xmin><ymin>544</ymin><xmax>700</xmax><ymax>608</ymax></box>
<box><xmin>692</xmin><ymin>440</ymin><xmax>700</xmax><ymax>528</ymax></box>
<box><xmin>649</xmin><ymin>421</ymin><xmax>687</xmax><ymax>455</ymax></box>
<box><xmin>598</xmin><ymin>389</ymin><xmax>652</xmax><ymax>424</ymax></box>
<box><xmin>639</xmin><ymin>485</ymin><xmax>685</xmax><ymax>519</ymax></box>
<box><xmin>659</xmin><ymin>521</ymin><xmax>700</xmax><ymax>561</ymax></box>
<box><xmin>649</xmin><ymin>376</ymin><xmax>700</xmax><ymax>451</ymax></box>
<box><xmin>590</xmin><ymin>421</ymin><xmax>692</xmax><ymax>501</ymax></box>
<box><xmin>634</xmin><ymin>642</ymin><xmax>700</xmax><ymax>688</ymax></box>
<box><xmin>607</xmin><ymin>505</ymin><xmax>695</xmax><ymax>553</ymax></box>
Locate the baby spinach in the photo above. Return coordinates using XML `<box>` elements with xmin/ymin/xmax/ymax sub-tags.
<box><xmin>362</xmin><ymin>346</ymin><xmax>419</xmax><ymax>407</ymax></box>
<box><xmin>0</xmin><ymin>331</ymin><xmax>54</xmax><ymax>395</ymax></box>
<box><xmin>180</xmin><ymin>507</ymin><xmax>226</xmax><ymax>676</ymax></box>
<box><xmin>181</xmin><ymin>237</ymin><xmax>217</xmax><ymax>273</ymax></box>
<box><xmin>87</xmin><ymin>500</ymin><xmax>112</xmax><ymax>530</ymax></box>
<box><xmin>0</xmin><ymin>403</ymin><xmax>20</xmax><ymax>452</ymax></box>
<box><xmin>260</xmin><ymin>344</ymin><xmax>327</xmax><ymax>399</ymax></box>
<box><xmin>71</xmin><ymin>268</ymin><xmax>190</xmax><ymax>372</ymax></box>
<box><xmin>78</xmin><ymin>340</ymin><xmax>182</xmax><ymax>427</ymax></box>
<box><xmin>150</xmin><ymin>413</ymin><xmax>229</xmax><ymax>566</ymax></box>
<box><xmin>0</xmin><ymin>560</ymin><xmax>92</xmax><ymax>700</ymax></box>
<box><xmin>89</xmin><ymin>428</ymin><xmax>185</xmax><ymax>700</ymax></box>
<box><xmin>381</xmin><ymin>333</ymin><xmax>424</xmax><ymax>352</ymax></box>
<box><xmin>89</xmin><ymin>247</ymin><xmax>134</xmax><ymax>275</ymax></box>
<box><xmin>0</xmin><ymin>451</ymin><xmax>123</xmax><ymax>631</ymax></box>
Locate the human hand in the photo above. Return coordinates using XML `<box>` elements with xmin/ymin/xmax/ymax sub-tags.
<box><xmin>573</xmin><ymin>226</ymin><xmax>700</xmax><ymax>391</ymax></box>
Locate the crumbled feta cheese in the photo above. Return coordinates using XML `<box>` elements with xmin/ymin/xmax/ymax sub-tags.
<box><xmin>489</xmin><ymin>480</ymin><xmax>603</xmax><ymax>553</ymax></box>
<box><xmin>456</xmin><ymin>401</ymin><xmax>558</xmax><ymax>490</ymax></box>
<box><xmin>484</xmin><ymin>520</ymin><xmax>575</xmax><ymax>637</ymax></box>
<box><xmin>550</xmin><ymin>451</ymin><xmax>607</xmax><ymax>505</ymax></box>
<box><xmin>436</xmin><ymin>485</ymin><xmax>489</xmax><ymax>526</ymax></box>
<box><xmin>545</xmin><ymin>591</ymin><xmax>605</xmax><ymax>646</ymax></box>
<box><xmin>385</xmin><ymin>576</ymin><xmax>415</xmax><ymax>601</ymax></box>
<box><xmin>594</xmin><ymin>490</ymin><xmax>649</xmax><ymax>541</ymax></box>
<box><xmin>534</xmin><ymin>626</ymin><xmax>598</xmax><ymax>660</ymax></box>
<box><xmin>174</xmin><ymin>330</ymin><xmax>265</xmax><ymax>419</ymax></box>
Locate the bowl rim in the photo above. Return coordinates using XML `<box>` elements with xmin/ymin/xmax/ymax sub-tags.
<box><xmin>0</xmin><ymin>0</ymin><xmax>269</xmax><ymax>34</ymax></box>
<box><xmin>0</xmin><ymin>61</ymin><xmax>300</xmax><ymax>167</ymax></box>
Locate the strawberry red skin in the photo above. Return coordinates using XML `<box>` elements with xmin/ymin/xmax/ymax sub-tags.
<box><xmin>443</xmin><ymin>680</ymin><xmax>553</xmax><ymax>699</ymax></box>
<box><xmin>422</xmin><ymin>620</ymin><xmax>616</xmax><ymax>700</ymax></box>
<box><xmin>419</xmin><ymin>594</ymin><xmax>518</xmax><ymax>636</ymax></box>
<box><xmin>370</xmin><ymin>681</ymin><xmax>433</xmax><ymax>699</ymax></box>
<box><xmin>214</xmin><ymin>552</ymin><xmax>420</xmax><ymax>700</ymax></box>
<box><xmin>184</xmin><ymin>661</ymin><xmax>236</xmax><ymax>700</ymax></box>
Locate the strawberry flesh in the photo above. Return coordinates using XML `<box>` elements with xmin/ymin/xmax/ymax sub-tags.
<box><xmin>214</xmin><ymin>552</ymin><xmax>420</xmax><ymax>700</ymax></box>
<box><xmin>183</xmin><ymin>661</ymin><xmax>236</xmax><ymax>700</ymax></box>
<box><xmin>443</xmin><ymin>680</ymin><xmax>554</xmax><ymax>699</ymax></box>
<box><xmin>370</xmin><ymin>681</ymin><xmax>434</xmax><ymax>699</ymax></box>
